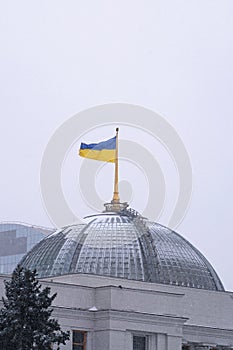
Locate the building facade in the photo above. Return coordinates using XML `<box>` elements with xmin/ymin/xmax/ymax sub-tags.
<box><xmin>1</xmin><ymin>272</ymin><xmax>233</xmax><ymax>350</ymax></box>
<box><xmin>0</xmin><ymin>222</ymin><xmax>54</xmax><ymax>274</ymax></box>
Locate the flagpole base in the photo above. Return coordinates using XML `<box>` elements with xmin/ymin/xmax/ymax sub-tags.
<box><xmin>103</xmin><ymin>201</ymin><xmax>129</xmax><ymax>213</ymax></box>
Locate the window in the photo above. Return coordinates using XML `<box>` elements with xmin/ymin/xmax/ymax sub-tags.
<box><xmin>182</xmin><ymin>346</ymin><xmax>190</xmax><ymax>350</ymax></box>
<box><xmin>133</xmin><ymin>335</ymin><xmax>146</xmax><ymax>350</ymax></box>
<box><xmin>72</xmin><ymin>330</ymin><xmax>87</xmax><ymax>350</ymax></box>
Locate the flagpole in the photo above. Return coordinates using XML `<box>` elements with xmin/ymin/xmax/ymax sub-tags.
<box><xmin>112</xmin><ymin>127</ymin><xmax>120</xmax><ymax>203</ymax></box>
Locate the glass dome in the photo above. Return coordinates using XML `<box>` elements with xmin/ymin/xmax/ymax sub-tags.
<box><xmin>20</xmin><ymin>207</ymin><xmax>224</xmax><ymax>291</ymax></box>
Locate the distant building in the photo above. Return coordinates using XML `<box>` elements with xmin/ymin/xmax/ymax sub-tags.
<box><xmin>0</xmin><ymin>222</ymin><xmax>54</xmax><ymax>274</ymax></box>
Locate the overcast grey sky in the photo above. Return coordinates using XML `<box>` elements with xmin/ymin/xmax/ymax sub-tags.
<box><xmin>0</xmin><ymin>1</ymin><xmax>233</xmax><ymax>290</ymax></box>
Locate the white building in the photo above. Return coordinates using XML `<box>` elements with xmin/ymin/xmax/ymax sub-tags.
<box><xmin>7</xmin><ymin>204</ymin><xmax>232</xmax><ymax>350</ymax></box>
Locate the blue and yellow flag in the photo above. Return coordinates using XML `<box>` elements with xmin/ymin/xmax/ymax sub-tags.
<box><xmin>79</xmin><ymin>136</ymin><xmax>116</xmax><ymax>163</ymax></box>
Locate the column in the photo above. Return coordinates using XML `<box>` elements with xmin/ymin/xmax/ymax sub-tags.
<box><xmin>167</xmin><ymin>335</ymin><xmax>182</xmax><ymax>350</ymax></box>
<box><xmin>124</xmin><ymin>331</ymin><xmax>133</xmax><ymax>350</ymax></box>
<box><xmin>155</xmin><ymin>334</ymin><xmax>183</xmax><ymax>350</ymax></box>
<box><xmin>156</xmin><ymin>334</ymin><xmax>167</xmax><ymax>350</ymax></box>
<box><xmin>148</xmin><ymin>334</ymin><xmax>157</xmax><ymax>350</ymax></box>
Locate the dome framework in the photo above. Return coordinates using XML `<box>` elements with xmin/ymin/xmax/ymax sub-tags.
<box><xmin>20</xmin><ymin>207</ymin><xmax>224</xmax><ymax>291</ymax></box>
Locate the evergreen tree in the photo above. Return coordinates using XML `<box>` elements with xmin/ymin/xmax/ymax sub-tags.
<box><xmin>0</xmin><ymin>266</ymin><xmax>70</xmax><ymax>350</ymax></box>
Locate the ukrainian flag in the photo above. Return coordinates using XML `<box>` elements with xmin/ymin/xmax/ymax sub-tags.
<box><xmin>79</xmin><ymin>136</ymin><xmax>116</xmax><ymax>163</ymax></box>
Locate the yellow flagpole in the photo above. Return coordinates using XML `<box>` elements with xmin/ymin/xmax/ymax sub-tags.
<box><xmin>112</xmin><ymin>127</ymin><xmax>120</xmax><ymax>203</ymax></box>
